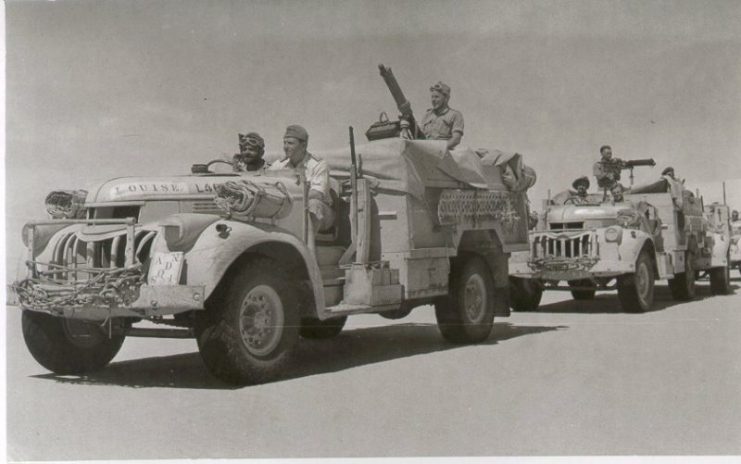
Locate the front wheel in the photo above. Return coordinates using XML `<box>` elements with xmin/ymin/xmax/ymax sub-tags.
<box><xmin>435</xmin><ymin>256</ymin><xmax>495</xmax><ymax>344</ymax></box>
<box><xmin>617</xmin><ymin>250</ymin><xmax>655</xmax><ymax>313</ymax></box>
<box><xmin>195</xmin><ymin>257</ymin><xmax>300</xmax><ymax>385</ymax></box>
<box><xmin>669</xmin><ymin>251</ymin><xmax>696</xmax><ymax>300</ymax></box>
<box><xmin>22</xmin><ymin>311</ymin><xmax>125</xmax><ymax>375</ymax></box>
<box><xmin>509</xmin><ymin>277</ymin><xmax>543</xmax><ymax>311</ymax></box>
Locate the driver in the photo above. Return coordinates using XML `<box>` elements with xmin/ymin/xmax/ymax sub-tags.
<box><xmin>233</xmin><ymin>132</ymin><xmax>266</xmax><ymax>172</ymax></box>
<box><xmin>571</xmin><ymin>176</ymin><xmax>591</xmax><ymax>204</ymax></box>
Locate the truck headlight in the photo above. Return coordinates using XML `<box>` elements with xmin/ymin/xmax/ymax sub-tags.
<box><xmin>604</xmin><ymin>226</ymin><xmax>623</xmax><ymax>243</ymax></box>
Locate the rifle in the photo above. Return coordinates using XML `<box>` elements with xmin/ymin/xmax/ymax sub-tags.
<box><xmin>377</xmin><ymin>64</ymin><xmax>424</xmax><ymax>139</ymax></box>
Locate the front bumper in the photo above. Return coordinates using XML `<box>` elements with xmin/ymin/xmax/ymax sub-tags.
<box><xmin>17</xmin><ymin>284</ymin><xmax>205</xmax><ymax>321</ymax></box>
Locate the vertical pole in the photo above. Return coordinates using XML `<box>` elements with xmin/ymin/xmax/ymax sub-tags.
<box><xmin>723</xmin><ymin>181</ymin><xmax>727</xmax><ymax>205</ymax></box>
<box><xmin>349</xmin><ymin>127</ymin><xmax>359</xmax><ymax>259</ymax></box>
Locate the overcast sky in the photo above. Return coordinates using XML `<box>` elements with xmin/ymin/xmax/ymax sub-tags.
<box><xmin>5</xmin><ymin>0</ymin><xmax>741</xmax><ymax>276</ymax></box>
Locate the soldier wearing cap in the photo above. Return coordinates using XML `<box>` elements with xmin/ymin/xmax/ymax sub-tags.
<box><xmin>420</xmin><ymin>81</ymin><xmax>464</xmax><ymax>150</ymax></box>
<box><xmin>571</xmin><ymin>176</ymin><xmax>591</xmax><ymax>204</ymax></box>
<box><xmin>233</xmin><ymin>132</ymin><xmax>266</xmax><ymax>172</ymax></box>
<box><xmin>269</xmin><ymin>125</ymin><xmax>334</xmax><ymax>231</ymax></box>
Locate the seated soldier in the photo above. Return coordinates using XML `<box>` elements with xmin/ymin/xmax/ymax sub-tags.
<box><xmin>610</xmin><ymin>183</ymin><xmax>626</xmax><ymax>203</ymax></box>
<box><xmin>661</xmin><ymin>166</ymin><xmax>684</xmax><ymax>209</ymax></box>
<box><xmin>233</xmin><ymin>132</ymin><xmax>266</xmax><ymax>172</ymax></box>
<box><xmin>269</xmin><ymin>125</ymin><xmax>335</xmax><ymax>232</ymax></box>
<box><xmin>570</xmin><ymin>176</ymin><xmax>591</xmax><ymax>204</ymax></box>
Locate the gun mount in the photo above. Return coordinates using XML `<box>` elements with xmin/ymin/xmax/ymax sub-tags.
<box><xmin>367</xmin><ymin>64</ymin><xmax>425</xmax><ymax>141</ymax></box>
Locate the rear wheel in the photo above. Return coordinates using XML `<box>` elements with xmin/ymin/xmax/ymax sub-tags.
<box><xmin>195</xmin><ymin>257</ymin><xmax>300</xmax><ymax>385</ymax></box>
<box><xmin>669</xmin><ymin>251</ymin><xmax>696</xmax><ymax>300</ymax></box>
<box><xmin>568</xmin><ymin>279</ymin><xmax>596</xmax><ymax>300</ymax></box>
<box><xmin>509</xmin><ymin>277</ymin><xmax>543</xmax><ymax>311</ymax></box>
<box><xmin>617</xmin><ymin>250</ymin><xmax>655</xmax><ymax>313</ymax></box>
<box><xmin>435</xmin><ymin>256</ymin><xmax>495</xmax><ymax>344</ymax></box>
<box><xmin>22</xmin><ymin>311</ymin><xmax>125</xmax><ymax>375</ymax></box>
<box><xmin>299</xmin><ymin>316</ymin><xmax>347</xmax><ymax>339</ymax></box>
<box><xmin>709</xmin><ymin>264</ymin><xmax>731</xmax><ymax>295</ymax></box>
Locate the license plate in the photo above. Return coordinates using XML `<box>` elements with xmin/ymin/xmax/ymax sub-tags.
<box><xmin>148</xmin><ymin>252</ymin><xmax>184</xmax><ymax>285</ymax></box>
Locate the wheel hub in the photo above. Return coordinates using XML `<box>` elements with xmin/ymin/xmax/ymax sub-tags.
<box><xmin>239</xmin><ymin>285</ymin><xmax>284</xmax><ymax>356</ymax></box>
<box><xmin>464</xmin><ymin>275</ymin><xmax>486</xmax><ymax>322</ymax></box>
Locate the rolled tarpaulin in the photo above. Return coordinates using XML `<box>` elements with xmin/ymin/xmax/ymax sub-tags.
<box><xmin>214</xmin><ymin>180</ymin><xmax>292</xmax><ymax>221</ymax></box>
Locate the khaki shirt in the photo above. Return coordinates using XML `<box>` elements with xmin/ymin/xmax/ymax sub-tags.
<box><xmin>593</xmin><ymin>159</ymin><xmax>623</xmax><ymax>189</ymax></box>
<box><xmin>420</xmin><ymin>106</ymin><xmax>464</xmax><ymax>140</ymax></box>
<box><xmin>269</xmin><ymin>152</ymin><xmax>331</xmax><ymax>204</ymax></box>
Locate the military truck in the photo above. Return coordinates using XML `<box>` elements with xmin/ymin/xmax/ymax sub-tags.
<box><xmin>12</xmin><ymin>66</ymin><xmax>534</xmax><ymax>385</ymax></box>
<box><xmin>509</xmin><ymin>174</ymin><xmax>732</xmax><ymax>313</ymax></box>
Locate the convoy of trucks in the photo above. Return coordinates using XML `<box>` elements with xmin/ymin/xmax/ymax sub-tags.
<box><xmin>10</xmin><ymin>65</ymin><xmax>736</xmax><ymax>385</ymax></box>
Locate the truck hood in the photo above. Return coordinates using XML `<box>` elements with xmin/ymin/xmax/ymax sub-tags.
<box><xmin>548</xmin><ymin>204</ymin><xmax>624</xmax><ymax>222</ymax></box>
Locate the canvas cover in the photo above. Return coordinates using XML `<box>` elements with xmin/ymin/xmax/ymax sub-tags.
<box><xmin>299</xmin><ymin>138</ymin><xmax>532</xmax><ymax>200</ymax></box>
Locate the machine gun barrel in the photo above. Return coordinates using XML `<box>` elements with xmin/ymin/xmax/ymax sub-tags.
<box><xmin>378</xmin><ymin>64</ymin><xmax>424</xmax><ymax>139</ymax></box>
<box><xmin>622</xmin><ymin>158</ymin><xmax>656</xmax><ymax>168</ymax></box>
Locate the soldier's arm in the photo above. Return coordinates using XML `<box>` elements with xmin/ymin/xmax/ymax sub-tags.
<box><xmin>308</xmin><ymin>160</ymin><xmax>331</xmax><ymax>202</ymax></box>
<box><xmin>447</xmin><ymin>111</ymin><xmax>464</xmax><ymax>150</ymax></box>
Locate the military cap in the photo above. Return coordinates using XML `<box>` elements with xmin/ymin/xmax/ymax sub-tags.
<box><xmin>239</xmin><ymin>132</ymin><xmax>265</xmax><ymax>150</ymax></box>
<box><xmin>430</xmin><ymin>81</ymin><xmax>451</xmax><ymax>97</ymax></box>
<box><xmin>284</xmin><ymin>124</ymin><xmax>308</xmax><ymax>142</ymax></box>
<box><xmin>662</xmin><ymin>166</ymin><xmax>675</xmax><ymax>176</ymax></box>
<box><xmin>572</xmin><ymin>176</ymin><xmax>590</xmax><ymax>189</ymax></box>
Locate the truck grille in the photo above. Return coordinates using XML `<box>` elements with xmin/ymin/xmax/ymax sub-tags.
<box><xmin>532</xmin><ymin>232</ymin><xmax>597</xmax><ymax>259</ymax></box>
<box><xmin>52</xmin><ymin>229</ymin><xmax>158</xmax><ymax>276</ymax></box>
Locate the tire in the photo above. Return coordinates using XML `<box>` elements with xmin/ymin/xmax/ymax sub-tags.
<box><xmin>435</xmin><ymin>256</ymin><xmax>495</xmax><ymax>344</ymax></box>
<box><xmin>299</xmin><ymin>316</ymin><xmax>347</xmax><ymax>339</ymax></box>
<box><xmin>709</xmin><ymin>265</ymin><xmax>731</xmax><ymax>295</ymax></box>
<box><xmin>22</xmin><ymin>311</ymin><xmax>125</xmax><ymax>375</ymax></box>
<box><xmin>195</xmin><ymin>257</ymin><xmax>300</xmax><ymax>385</ymax></box>
<box><xmin>509</xmin><ymin>277</ymin><xmax>543</xmax><ymax>311</ymax></box>
<box><xmin>568</xmin><ymin>279</ymin><xmax>596</xmax><ymax>300</ymax></box>
<box><xmin>617</xmin><ymin>250</ymin><xmax>655</xmax><ymax>313</ymax></box>
<box><xmin>669</xmin><ymin>251</ymin><xmax>696</xmax><ymax>300</ymax></box>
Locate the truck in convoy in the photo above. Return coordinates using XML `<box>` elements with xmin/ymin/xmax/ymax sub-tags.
<box><xmin>509</xmin><ymin>166</ymin><xmax>732</xmax><ymax>313</ymax></box>
<box><xmin>12</xmin><ymin>65</ymin><xmax>535</xmax><ymax>385</ymax></box>
<box><xmin>731</xmin><ymin>217</ymin><xmax>741</xmax><ymax>274</ymax></box>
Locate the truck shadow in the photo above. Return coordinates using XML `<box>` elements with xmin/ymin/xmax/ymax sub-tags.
<box><xmin>535</xmin><ymin>283</ymin><xmax>732</xmax><ymax>314</ymax></box>
<box><xmin>32</xmin><ymin>322</ymin><xmax>565</xmax><ymax>389</ymax></box>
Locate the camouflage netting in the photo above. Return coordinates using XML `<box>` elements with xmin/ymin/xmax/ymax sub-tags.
<box><xmin>45</xmin><ymin>190</ymin><xmax>88</xmax><ymax>219</ymax></box>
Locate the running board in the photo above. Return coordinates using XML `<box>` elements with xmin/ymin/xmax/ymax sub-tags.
<box><xmin>126</xmin><ymin>327</ymin><xmax>194</xmax><ymax>338</ymax></box>
<box><xmin>324</xmin><ymin>303</ymin><xmax>399</xmax><ymax>317</ymax></box>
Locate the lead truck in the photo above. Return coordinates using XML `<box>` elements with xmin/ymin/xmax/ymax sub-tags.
<box><xmin>509</xmin><ymin>169</ymin><xmax>732</xmax><ymax>312</ymax></box>
<box><xmin>12</xmin><ymin>66</ymin><xmax>535</xmax><ymax>385</ymax></box>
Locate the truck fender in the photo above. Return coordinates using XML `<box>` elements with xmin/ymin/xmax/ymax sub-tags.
<box><xmin>617</xmin><ymin>230</ymin><xmax>655</xmax><ymax>270</ymax></box>
<box><xmin>167</xmin><ymin>219</ymin><xmax>325</xmax><ymax>314</ymax></box>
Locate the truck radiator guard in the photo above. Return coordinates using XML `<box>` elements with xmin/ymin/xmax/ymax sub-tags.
<box><xmin>14</xmin><ymin>219</ymin><xmax>160</xmax><ymax>313</ymax></box>
<box><xmin>532</xmin><ymin>231</ymin><xmax>597</xmax><ymax>260</ymax></box>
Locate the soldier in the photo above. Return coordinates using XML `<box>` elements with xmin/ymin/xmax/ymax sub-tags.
<box><xmin>571</xmin><ymin>176</ymin><xmax>591</xmax><ymax>204</ymax></box>
<box><xmin>420</xmin><ymin>81</ymin><xmax>464</xmax><ymax>150</ymax></box>
<box><xmin>732</xmin><ymin>210</ymin><xmax>739</xmax><ymax>222</ymax></box>
<box><xmin>593</xmin><ymin>145</ymin><xmax>624</xmax><ymax>191</ymax></box>
<box><xmin>610</xmin><ymin>183</ymin><xmax>626</xmax><ymax>203</ymax></box>
<box><xmin>233</xmin><ymin>132</ymin><xmax>266</xmax><ymax>172</ymax></box>
<box><xmin>661</xmin><ymin>166</ymin><xmax>676</xmax><ymax>180</ymax></box>
<box><xmin>661</xmin><ymin>166</ymin><xmax>684</xmax><ymax>208</ymax></box>
<box><xmin>269</xmin><ymin>125</ymin><xmax>335</xmax><ymax>231</ymax></box>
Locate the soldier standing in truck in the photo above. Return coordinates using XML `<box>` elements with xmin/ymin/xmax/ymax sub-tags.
<box><xmin>233</xmin><ymin>132</ymin><xmax>267</xmax><ymax>172</ymax></box>
<box><xmin>420</xmin><ymin>81</ymin><xmax>464</xmax><ymax>150</ymax></box>
<box><xmin>269</xmin><ymin>124</ymin><xmax>335</xmax><ymax>231</ymax></box>
<box><xmin>593</xmin><ymin>145</ymin><xmax>625</xmax><ymax>190</ymax></box>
